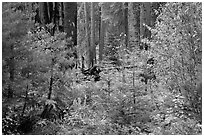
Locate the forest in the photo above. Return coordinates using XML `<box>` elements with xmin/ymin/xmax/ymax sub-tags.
<box><xmin>2</xmin><ymin>2</ymin><xmax>202</xmax><ymax>135</ymax></box>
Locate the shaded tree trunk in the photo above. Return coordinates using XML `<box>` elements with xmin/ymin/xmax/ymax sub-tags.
<box><xmin>34</xmin><ymin>3</ymin><xmax>41</xmax><ymax>23</ymax></box>
<box><xmin>38</xmin><ymin>2</ymin><xmax>58</xmax><ymax>35</ymax></box>
<box><xmin>99</xmin><ymin>4</ymin><xmax>106</xmax><ymax>62</ymax></box>
<box><xmin>131</xmin><ymin>2</ymin><xmax>141</xmax><ymax>47</ymax></box>
<box><xmin>140</xmin><ymin>2</ymin><xmax>151</xmax><ymax>39</ymax></box>
<box><xmin>39</xmin><ymin>2</ymin><xmax>49</xmax><ymax>25</ymax></box>
<box><xmin>90</xmin><ymin>2</ymin><xmax>96</xmax><ymax>66</ymax></box>
<box><xmin>60</xmin><ymin>2</ymin><xmax>64</xmax><ymax>31</ymax></box>
<box><xmin>47</xmin><ymin>2</ymin><xmax>53</xmax><ymax>23</ymax></box>
<box><xmin>140</xmin><ymin>2</ymin><xmax>152</xmax><ymax>92</ymax></box>
<box><xmin>140</xmin><ymin>2</ymin><xmax>151</xmax><ymax>50</ymax></box>
<box><xmin>124</xmin><ymin>2</ymin><xmax>129</xmax><ymax>48</ymax></box>
<box><xmin>53</xmin><ymin>2</ymin><xmax>59</xmax><ymax>33</ymax></box>
<box><xmin>47</xmin><ymin>58</ymin><xmax>55</xmax><ymax>100</ymax></box>
<box><xmin>84</xmin><ymin>2</ymin><xmax>91</xmax><ymax>68</ymax></box>
<box><xmin>63</xmin><ymin>2</ymin><xmax>77</xmax><ymax>70</ymax></box>
<box><xmin>64</xmin><ymin>2</ymin><xmax>77</xmax><ymax>46</ymax></box>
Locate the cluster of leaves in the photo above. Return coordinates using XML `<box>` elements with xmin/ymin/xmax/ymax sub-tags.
<box><xmin>151</xmin><ymin>1</ymin><xmax>202</xmax><ymax>117</ymax></box>
<box><xmin>146</xmin><ymin>2</ymin><xmax>202</xmax><ymax>134</ymax></box>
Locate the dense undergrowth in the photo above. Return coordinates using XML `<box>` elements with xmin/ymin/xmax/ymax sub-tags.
<box><xmin>2</xmin><ymin>67</ymin><xmax>202</xmax><ymax>135</ymax></box>
<box><xmin>2</xmin><ymin>2</ymin><xmax>202</xmax><ymax>135</ymax></box>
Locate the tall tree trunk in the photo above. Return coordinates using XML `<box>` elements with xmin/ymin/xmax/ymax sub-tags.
<box><xmin>90</xmin><ymin>2</ymin><xmax>96</xmax><ymax>66</ymax></box>
<box><xmin>99</xmin><ymin>3</ymin><xmax>106</xmax><ymax>62</ymax></box>
<box><xmin>98</xmin><ymin>6</ymin><xmax>101</xmax><ymax>40</ymax></box>
<box><xmin>53</xmin><ymin>2</ymin><xmax>59</xmax><ymax>32</ymax></box>
<box><xmin>99</xmin><ymin>5</ymin><xmax>106</xmax><ymax>61</ymax></box>
<box><xmin>39</xmin><ymin>2</ymin><xmax>49</xmax><ymax>25</ymax></box>
<box><xmin>64</xmin><ymin>2</ymin><xmax>77</xmax><ymax>46</ymax></box>
<box><xmin>60</xmin><ymin>2</ymin><xmax>64</xmax><ymax>31</ymax></box>
<box><xmin>84</xmin><ymin>2</ymin><xmax>91</xmax><ymax>68</ymax></box>
<box><xmin>48</xmin><ymin>2</ymin><xmax>53</xmax><ymax>23</ymax></box>
<box><xmin>35</xmin><ymin>3</ymin><xmax>41</xmax><ymax>23</ymax></box>
<box><xmin>54</xmin><ymin>3</ymin><xmax>59</xmax><ymax>23</ymax></box>
<box><xmin>140</xmin><ymin>2</ymin><xmax>151</xmax><ymax>50</ymax></box>
<box><xmin>140</xmin><ymin>2</ymin><xmax>152</xmax><ymax>91</ymax></box>
<box><xmin>131</xmin><ymin>2</ymin><xmax>140</xmax><ymax>48</ymax></box>
<box><xmin>124</xmin><ymin>2</ymin><xmax>129</xmax><ymax>49</ymax></box>
<box><xmin>140</xmin><ymin>2</ymin><xmax>151</xmax><ymax>39</ymax></box>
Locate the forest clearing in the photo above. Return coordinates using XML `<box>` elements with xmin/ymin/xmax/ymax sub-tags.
<box><xmin>2</xmin><ymin>2</ymin><xmax>202</xmax><ymax>135</ymax></box>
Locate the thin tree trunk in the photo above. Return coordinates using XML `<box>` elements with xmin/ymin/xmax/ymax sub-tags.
<box><xmin>48</xmin><ymin>58</ymin><xmax>54</xmax><ymax>100</ymax></box>
<box><xmin>99</xmin><ymin>6</ymin><xmax>101</xmax><ymax>41</ymax></box>
<box><xmin>124</xmin><ymin>2</ymin><xmax>129</xmax><ymax>49</ymax></box>
<box><xmin>132</xmin><ymin>2</ymin><xmax>141</xmax><ymax>48</ymax></box>
<box><xmin>140</xmin><ymin>2</ymin><xmax>152</xmax><ymax>91</ymax></box>
<box><xmin>60</xmin><ymin>2</ymin><xmax>64</xmax><ymax>31</ymax></box>
<box><xmin>140</xmin><ymin>2</ymin><xmax>151</xmax><ymax>40</ymax></box>
<box><xmin>132</xmin><ymin>65</ymin><xmax>136</xmax><ymax>106</ymax></box>
<box><xmin>54</xmin><ymin>3</ymin><xmax>59</xmax><ymax>25</ymax></box>
<box><xmin>41</xmin><ymin>58</ymin><xmax>54</xmax><ymax>119</ymax></box>
<box><xmin>99</xmin><ymin>4</ymin><xmax>106</xmax><ymax>62</ymax></box>
<box><xmin>84</xmin><ymin>2</ymin><xmax>91</xmax><ymax>68</ymax></box>
<box><xmin>91</xmin><ymin>2</ymin><xmax>96</xmax><ymax>66</ymax></box>
<box><xmin>21</xmin><ymin>80</ymin><xmax>29</xmax><ymax>117</ymax></box>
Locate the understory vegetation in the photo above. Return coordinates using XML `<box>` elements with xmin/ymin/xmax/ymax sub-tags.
<box><xmin>2</xmin><ymin>2</ymin><xmax>202</xmax><ymax>135</ymax></box>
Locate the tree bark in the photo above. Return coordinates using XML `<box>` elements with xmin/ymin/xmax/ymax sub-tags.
<box><xmin>84</xmin><ymin>2</ymin><xmax>91</xmax><ymax>68</ymax></box>
<box><xmin>99</xmin><ymin>3</ymin><xmax>106</xmax><ymax>62</ymax></box>
<box><xmin>39</xmin><ymin>2</ymin><xmax>49</xmax><ymax>25</ymax></box>
<box><xmin>48</xmin><ymin>2</ymin><xmax>53</xmax><ymax>23</ymax></box>
<box><xmin>131</xmin><ymin>2</ymin><xmax>141</xmax><ymax>47</ymax></box>
<box><xmin>35</xmin><ymin>3</ymin><xmax>41</xmax><ymax>23</ymax></box>
<box><xmin>140</xmin><ymin>2</ymin><xmax>152</xmax><ymax>91</ymax></box>
<box><xmin>64</xmin><ymin>2</ymin><xmax>77</xmax><ymax>46</ymax></box>
<box><xmin>140</xmin><ymin>2</ymin><xmax>151</xmax><ymax>50</ymax></box>
<box><xmin>54</xmin><ymin>2</ymin><xmax>59</xmax><ymax>23</ymax></box>
<box><xmin>60</xmin><ymin>2</ymin><xmax>64</xmax><ymax>31</ymax></box>
<box><xmin>140</xmin><ymin>2</ymin><xmax>151</xmax><ymax>39</ymax></box>
<box><xmin>124</xmin><ymin>2</ymin><xmax>129</xmax><ymax>48</ymax></box>
<box><xmin>90</xmin><ymin>2</ymin><xmax>96</xmax><ymax>66</ymax></box>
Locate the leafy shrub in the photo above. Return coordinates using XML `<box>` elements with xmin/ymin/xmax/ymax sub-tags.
<box><xmin>2</xmin><ymin>116</ymin><xmax>19</xmax><ymax>135</ymax></box>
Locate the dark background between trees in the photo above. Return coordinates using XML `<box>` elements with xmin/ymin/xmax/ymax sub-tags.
<box><xmin>2</xmin><ymin>2</ymin><xmax>202</xmax><ymax>135</ymax></box>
